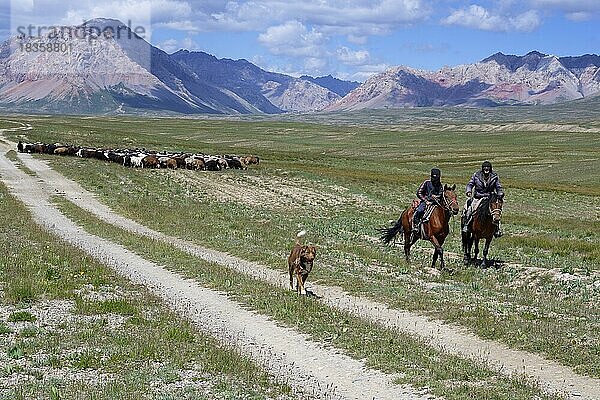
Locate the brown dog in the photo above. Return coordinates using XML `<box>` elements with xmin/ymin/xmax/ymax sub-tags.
<box><xmin>288</xmin><ymin>231</ymin><xmax>316</xmax><ymax>295</ymax></box>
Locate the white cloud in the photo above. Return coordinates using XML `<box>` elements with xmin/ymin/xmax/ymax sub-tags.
<box><xmin>157</xmin><ymin>38</ymin><xmax>178</xmax><ymax>52</ymax></box>
<box><xmin>442</xmin><ymin>5</ymin><xmax>540</xmax><ymax>32</ymax></box>
<box><xmin>348</xmin><ymin>63</ymin><xmax>390</xmax><ymax>82</ymax></box>
<box><xmin>156</xmin><ymin>36</ymin><xmax>199</xmax><ymax>53</ymax></box>
<box><xmin>347</xmin><ymin>34</ymin><xmax>368</xmax><ymax>45</ymax></box>
<box><xmin>258</xmin><ymin>21</ymin><xmax>324</xmax><ymax>58</ymax></box>
<box><xmin>336</xmin><ymin>46</ymin><xmax>370</xmax><ymax>66</ymax></box>
<box><xmin>157</xmin><ymin>0</ymin><xmax>431</xmax><ymax>35</ymax></box>
<box><xmin>304</xmin><ymin>57</ymin><xmax>327</xmax><ymax>74</ymax></box>
<box><xmin>565</xmin><ymin>11</ymin><xmax>594</xmax><ymax>21</ymax></box>
<box><xmin>510</xmin><ymin>10</ymin><xmax>540</xmax><ymax>31</ymax></box>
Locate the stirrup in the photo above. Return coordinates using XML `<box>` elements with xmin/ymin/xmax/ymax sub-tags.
<box><xmin>494</xmin><ymin>228</ymin><xmax>503</xmax><ymax>238</ymax></box>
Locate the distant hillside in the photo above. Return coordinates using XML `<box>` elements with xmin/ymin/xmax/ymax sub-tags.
<box><xmin>328</xmin><ymin>51</ymin><xmax>600</xmax><ymax>111</ymax></box>
<box><xmin>2</xmin><ymin>25</ymin><xmax>598</xmax><ymax>115</ymax></box>
<box><xmin>0</xmin><ymin>18</ymin><xmax>352</xmax><ymax>115</ymax></box>
<box><xmin>299</xmin><ymin>74</ymin><xmax>360</xmax><ymax>97</ymax></box>
<box><xmin>171</xmin><ymin>50</ymin><xmax>341</xmax><ymax>112</ymax></box>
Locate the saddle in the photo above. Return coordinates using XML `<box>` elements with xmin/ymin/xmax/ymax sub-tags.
<box><xmin>411</xmin><ymin>200</ymin><xmax>436</xmax><ymax>240</ymax></box>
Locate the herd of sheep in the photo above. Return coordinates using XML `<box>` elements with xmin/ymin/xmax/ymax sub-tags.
<box><xmin>17</xmin><ymin>141</ymin><xmax>259</xmax><ymax>171</ymax></box>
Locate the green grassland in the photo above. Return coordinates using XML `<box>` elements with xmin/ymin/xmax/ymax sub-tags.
<box><xmin>3</xmin><ymin>109</ymin><xmax>599</xmax><ymax>381</ymax></box>
<box><xmin>51</xmin><ymin>196</ymin><xmax>562</xmax><ymax>400</ymax></box>
<box><xmin>0</xmin><ymin>183</ymin><xmax>292</xmax><ymax>399</ymax></box>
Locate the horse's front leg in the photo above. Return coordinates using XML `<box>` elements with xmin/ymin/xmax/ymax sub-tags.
<box><xmin>474</xmin><ymin>238</ymin><xmax>480</xmax><ymax>263</ymax></box>
<box><xmin>403</xmin><ymin>230</ymin><xmax>412</xmax><ymax>262</ymax></box>
<box><xmin>429</xmin><ymin>236</ymin><xmax>444</xmax><ymax>270</ymax></box>
<box><xmin>482</xmin><ymin>238</ymin><xmax>492</xmax><ymax>267</ymax></box>
<box><xmin>462</xmin><ymin>232</ymin><xmax>471</xmax><ymax>264</ymax></box>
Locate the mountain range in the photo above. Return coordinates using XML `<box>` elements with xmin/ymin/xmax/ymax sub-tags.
<box><xmin>0</xmin><ymin>18</ymin><xmax>598</xmax><ymax>114</ymax></box>
<box><xmin>328</xmin><ymin>51</ymin><xmax>600</xmax><ymax>110</ymax></box>
<box><xmin>0</xmin><ymin>18</ymin><xmax>358</xmax><ymax>114</ymax></box>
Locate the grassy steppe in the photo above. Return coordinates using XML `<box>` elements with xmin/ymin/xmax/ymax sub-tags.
<box><xmin>0</xmin><ymin>183</ymin><xmax>292</xmax><ymax>399</ymax></box>
<box><xmin>50</xmin><ymin>195</ymin><xmax>563</xmax><ymax>400</ymax></box>
<box><xmin>4</xmin><ymin>111</ymin><xmax>600</xmax><ymax>379</ymax></box>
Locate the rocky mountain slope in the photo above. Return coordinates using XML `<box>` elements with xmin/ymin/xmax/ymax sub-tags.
<box><xmin>1</xmin><ymin>21</ymin><xmax>597</xmax><ymax>115</ymax></box>
<box><xmin>328</xmin><ymin>51</ymin><xmax>600</xmax><ymax>110</ymax></box>
<box><xmin>0</xmin><ymin>19</ymin><xmax>344</xmax><ymax>114</ymax></box>
<box><xmin>299</xmin><ymin>74</ymin><xmax>360</xmax><ymax>97</ymax></box>
<box><xmin>171</xmin><ymin>50</ymin><xmax>341</xmax><ymax>112</ymax></box>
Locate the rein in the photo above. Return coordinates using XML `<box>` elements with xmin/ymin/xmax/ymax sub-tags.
<box><xmin>442</xmin><ymin>193</ymin><xmax>457</xmax><ymax>211</ymax></box>
<box><xmin>490</xmin><ymin>200</ymin><xmax>502</xmax><ymax>224</ymax></box>
<box><xmin>430</xmin><ymin>191</ymin><xmax>458</xmax><ymax>219</ymax></box>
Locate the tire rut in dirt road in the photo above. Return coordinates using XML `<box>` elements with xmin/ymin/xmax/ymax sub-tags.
<box><xmin>0</xmin><ymin>141</ymin><xmax>434</xmax><ymax>400</ymax></box>
<box><xmin>10</xmin><ymin>148</ymin><xmax>600</xmax><ymax>400</ymax></box>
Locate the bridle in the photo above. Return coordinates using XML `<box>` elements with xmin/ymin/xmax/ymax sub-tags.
<box><xmin>489</xmin><ymin>196</ymin><xmax>503</xmax><ymax>224</ymax></box>
<box><xmin>442</xmin><ymin>190</ymin><xmax>459</xmax><ymax>214</ymax></box>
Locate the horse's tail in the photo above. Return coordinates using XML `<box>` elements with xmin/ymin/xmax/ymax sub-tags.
<box><xmin>379</xmin><ymin>211</ymin><xmax>405</xmax><ymax>244</ymax></box>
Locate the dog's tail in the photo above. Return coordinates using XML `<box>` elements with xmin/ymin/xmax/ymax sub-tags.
<box><xmin>295</xmin><ymin>230</ymin><xmax>307</xmax><ymax>245</ymax></box>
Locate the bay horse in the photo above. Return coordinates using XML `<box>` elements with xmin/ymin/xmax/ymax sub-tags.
<box><xmin>461</xmin><ymin>193</ymin><xmax>504</xmax><ymax>267</ymax></box>
<box><xmin>380</xmin><ymin>184</ymin><xmax>459</xmax><ymax>271</ymax></box>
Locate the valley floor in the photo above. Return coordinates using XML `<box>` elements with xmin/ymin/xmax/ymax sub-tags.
<box><xmin>0</xmin><ymin>114</ymin><xmax>598</xmax><ymax>399</ymax></box>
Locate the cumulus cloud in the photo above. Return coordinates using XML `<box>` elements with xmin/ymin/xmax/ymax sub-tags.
<box><xmin>156</xmin><ymin>36</ymin><xmax>199</xmax><ymax>53</ymax></box>
<box><xmin>157</xmin><ymin>38</ymin><xmax>178</xmax><ymax>52</ymax></box>
<box><xmin>258</xmin><ymin>21</ymin><xmax>324</xmax><ymax>58</ymax></box>
<box><xmin>159</xmin><ymin>0</ymin><xmax>431</xmax><ymax>35</ymax></box>
<box><xmin>336</xmin><ymin>46</ymin><xmax>370</xmax><ymax>66</ymax></box>
<box><xmin>348</xmin><ymin>63</ymin><xmax>390</xmax><ymax>82</ymax></box>
<box><xmin>442</xmin><ymin>5</ymin><xmax>540</xmax><ymax>32</ymax></box>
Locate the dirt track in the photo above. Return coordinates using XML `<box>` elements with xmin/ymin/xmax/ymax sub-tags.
<box><xmin>2</xmin><ymin>122</ymin><xmax>600</xmax><ymax>399</ymax></box>
<box><xmin>0</xmin><ymin>128</ymin><xmax>435</xmax><ymax>399</ymax></box>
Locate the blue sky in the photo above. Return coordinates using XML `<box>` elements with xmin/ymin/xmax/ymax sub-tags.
<box><xmin>2</xmin><ymin>0</ymin><xmax>599</xmax><ymax>81</ymax></box>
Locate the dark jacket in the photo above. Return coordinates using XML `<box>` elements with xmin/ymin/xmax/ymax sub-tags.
<box><xmin>466</xmin><ymin>171</ymin><xmax>504</xmax><ymax>199</ymax></box>
<box><xmin>416</xmin><ymin>180</ymin><xmax>443</xmax><ymax>203</ymax></box>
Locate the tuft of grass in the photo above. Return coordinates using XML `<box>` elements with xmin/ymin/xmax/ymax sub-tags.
<box><xmin>75</xmin><ymin>298</ymin><xmax>137</xmax><ymax>316</ymax></box>
<box><xmin>7</xmin><ymin>343</ymin><xmax>25</xmax><ymax>360</ymax></box>
<box><xmin>0</xmin><ymin>321</ymin><xmax>12</xmax><ymax>335</ymax></box>
<box><xmin>8</xmin><ymin>310</ymin><xmax>37</xmax><ymax>322</ymax></box>
<box><xmin>19</xmin><ymin>326</ymin><xmax>38</xmax><ymax>337</ymax></box>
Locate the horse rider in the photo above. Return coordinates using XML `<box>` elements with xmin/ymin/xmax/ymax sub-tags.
<box><xmin>462</xmin><ymin>160</ymin><xmax>504</xmax><ymax>237</ymax></box>
<box><xmin>412</xmin><ymin>168</ymin><xmax>444</xmax><ymax>236</ymax></box>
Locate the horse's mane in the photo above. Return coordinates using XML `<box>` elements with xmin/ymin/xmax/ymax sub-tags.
<box><xmin>475</xmin><ymin>193</ymin><xmax>498</xmax><ymax>224</ymax></box>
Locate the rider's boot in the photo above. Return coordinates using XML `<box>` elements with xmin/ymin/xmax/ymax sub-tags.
<box><xmin>411</xmin><ymin>213</ymin><xmax>420</xmax><ymax>240</ymax></box>
<box><xmin>412</xmin><ymin>213</ymin><xmax>420</xmax><ymax>232</ymax></box>
<box><xmin>462</xmin><ymin>214</ymin><xmax>471</xmax><ymax>233</ymax></box>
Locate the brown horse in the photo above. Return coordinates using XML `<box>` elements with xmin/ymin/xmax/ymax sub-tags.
<box><xmin>380</xmin><ymin>184</ymin><xmax>459</xmax><ymax>271</ymax></box>
<box><xmin>461</xmin><ymin>193</ymin><xmax>504</xmax><ymax>267</ymax></box>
